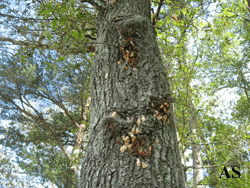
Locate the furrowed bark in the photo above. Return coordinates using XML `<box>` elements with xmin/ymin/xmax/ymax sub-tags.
<box><xmin>79</xmin><ymin>1</ymin><xmax>185</xmax><ymax>187</ymax></box>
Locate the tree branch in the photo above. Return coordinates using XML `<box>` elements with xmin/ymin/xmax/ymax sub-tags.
<box><xmin>228</xmin><ymin>10</ymin><xmax>250</xmax><ymax>22</ymax></box>
<box><xmin>99</xmin><ymin>0</ymin><xmax>106</xmax><ymax>5</ymax></box>
<box><xmin>82</xmin><ymin>0</ymin><xmax>105</xmax><ymax>14</ymax></box>
<box><xmin>0</xmin><ymin>36</ymin><xmax>98</xmax><ymax>53</ymax></box>
<box><xmin>0</xmin><ymin>13</ymin><xmax>53</xmax><ymax>21</ymax></box>
<box><xmin>243</xmin><ymin>0</ymin><xmax>250</xmax><ymax>12</ymax></box>
<box><xmin>0</xmin><ymin>36</ymin><xmax>49</xmax><ymax>48</ymax></box>
<box><xmin>186</xmin><ymin>141</ymin><xmax>239</xmax><ymax>148</ymax></box>
<box><xmin>153</xmin><ymin>0</ymin><xmax>164</xmax><ymax>26</ymax></box>
<box><xmin>6</xmin><ymin>96</ymin><xmax>71</xmax><ymax>160</ymax></box>
<box><xmin>186</xmin><ymin>160</ymin><xmax>230</xmax><ymax>170</ymax></box>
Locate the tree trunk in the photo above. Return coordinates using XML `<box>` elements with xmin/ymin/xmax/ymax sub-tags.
<box><xmin>175</xmin><ymin>117</ymin><xmax>188</xmax><ymax>187</ymax></box>
<box><xmin>190</xmin><ymin>109</ymin><xmax>204</xmax><ymax>188</ymax></box>
<box><xmin>159</xmin><ymin>46</ymin><xmax>187</xmax><ymax>187</ymax></box>
<box><xmin>79</xmin><ymin>1</ymin><xmax>185</xmax><ymax>187</ymax></box>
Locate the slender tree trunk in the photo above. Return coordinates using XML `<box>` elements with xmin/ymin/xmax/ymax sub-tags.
<box><xmin>175</xmin><ymin>116</ymin><xmax>188</xmax><ymax>187</ymax></box>
<box><xmin>200</xmin><ymin>135</ymin><xmax>219</xmax><ymax>187</ymax></box>
<box><xmin>185</xmin><ymin>88</ymin><xmax>204</xmax><ymax>187</ymax></box>
<box><xmin>174</xmin><ymin>2</ymin><xmax>204</xmax><ymax>184</ymax></box>
<box><xmin>190</xmin><ymin>107</ymin><xmax>204</xmax><ymax>188</ymax></box>
<box><xmin>159</xmin><ymin>46</ymin><xmax>187</xmax><ymax>187</ymax></box>
<box><xmin>79</xmin><ymin>1</ymin><xmax>185</xmax><ymax>187</ymax></box>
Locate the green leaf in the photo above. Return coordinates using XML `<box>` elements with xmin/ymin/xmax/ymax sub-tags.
<box><xmin>52</xmin><ymin>18</ymin><xmax>57</xmax><ymax>29</ymax></box>
<box><xmin>80</xmin><ymin>33</ymin><xmax>85</xmax><ymax>40</ymax></box>
<box><xmin>20</xmin><ymin>54</ymin><xmax>26</xmax><ymax>64</ymax></box>
<box><xmin>70</xmin><ymin>30</ymin><xmax>79</xmax><ymax>39</ymax></box>
<box><xmin>45</xmin><ymin>62</ymin><xmax>52</xmax><ymax>70</ymax></box>
<box><xmin>55</xmin><ymin>56</ymin><xmax>66</xmax><ymax>62</ymax></box>
<box><xmin>0</xmin><ymin>5</ymin><xmax>6</xmax><ymax>9</ymax></box>
<box><xmin>214</xmin><ymin>30</ymin><xmax>221</xmax><ymax>35</ymax></box>
<box><xmin>46</xmin><ymin>30</ymin><xmax>52</xmax><ymax>41</ymax></box>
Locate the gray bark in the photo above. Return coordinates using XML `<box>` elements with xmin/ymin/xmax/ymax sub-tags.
<box><xmin>175</xmin><ymin>117</ymin><xmax>188</xmax><ymax>188</ymax></box>
<box><xmin>190</xmin><ymin>110</ymin><xmax>204</xmax><ymax>188</ymax></box>
<box><xmin>160</xmin><ymin>46</ymin><xmax>187</xmax><ymax>187</ymax></box>
<box><xmin>78</xmin><ymin>1</ymin><xmax>185</xmax><ymax>187</ymax></box>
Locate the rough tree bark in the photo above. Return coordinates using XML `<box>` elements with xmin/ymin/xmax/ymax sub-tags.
<box><xmin>79</xmin><ymin>0</ymin><xmax>185</xmax><ymax>187</ymax></box>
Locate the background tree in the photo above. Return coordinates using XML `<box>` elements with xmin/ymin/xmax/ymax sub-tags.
<box><xmin>187</xmin><ymin>0</ymin><xmax>250</xmax><ymax>187</ymax></box>
<box><xmin>0</xmin><ymin>0</ymin><xmax>96</xmax><ymax>187</ymax></box>
<box><xmin>156</xmin><ymin>0</ymin><xmax>250</xmax><ymax>187</ymax></box>
<box><xmin>0</xmin><ymin>49</ymin><xmax>92</xmax><ymax>187</ymax></box>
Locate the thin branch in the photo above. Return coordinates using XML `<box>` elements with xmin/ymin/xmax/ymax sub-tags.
<box><xmin>0</xmin><ymin>36</ymin><xmax>118</xmax><ymax>54</ymax></box>
<box><xmin>228</xmin><ymin>10</ymin><xmax>250</xmax><ymax>22</ymax></box>
<box><xmin>153</xmin><ymin>0</ymin><xmax>164</xmax><ymax>26</ymax></box>
<box><xmin>82</xmin><ymin>0</ymin><xmax>105</xmax><ymax>14</ymax></box>
<box><xmin>186</xmin><ymin>141</ymin><xmax>240</xmax><ymax>148</ymax></box>
<box><xmin>23</xmin><ymin>94</ymin><xmax>44</xmax><ymax>119</ymax></box>
<box><xmin>0</xmin><ymin>36</ymin><xmax>49</xmax><ymax>48</ymax></box>
<box><xmin>237</xmin><ymin>68</ymin><xmax>250</xmax><ymax>102</ymax></box>
<box><xmin>36</xmin><ymin>87</ymin><xmax>80</xmax><ymax>129</ymax></box>
<box><xmin>6</xmin><ymin>95</ymin><xmax>71</xmax><ymax>160</ymax></box>
<box><xmin>152</xmin><ymin>1</ymin><xmax>167</xmax><ymax>4</ymax></box>
<box><xmin>186</xmin><ymin>160</ymin><xmax>230</xmax><ymax>170</ymax></box>
<box><xmin>58</xmin><ymin>100</ymin><xmax>80</xmax><ymax>128</ymax></box>
<box><xmin>0</xmin><ymin>13</ymin><xmax>53</xmax><ymax>21</ymax></box>
<box><xmin>98</xmin><ymin>0</ymin><xmax>106</xmax><ymax>5</ymax></box>
<box><xmin>16</xmin><ymin>137</ymin><xmax>58</xmax><ymax>143</ymax></box>
<box><xmin>243</xmin><ymin>0</ymin><xmax>250</xmax><ymax>12</ymax></box>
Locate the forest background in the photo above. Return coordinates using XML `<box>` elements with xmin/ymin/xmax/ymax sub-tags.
<box><xmin>0</xmin><ymin>0</ymin><xmax>249</xmax><ymax>187</ymax></box>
